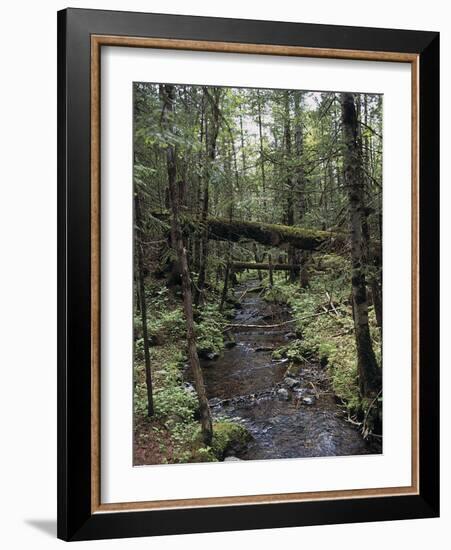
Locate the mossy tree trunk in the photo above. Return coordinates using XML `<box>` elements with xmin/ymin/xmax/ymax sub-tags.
<box><xmin>160</xmin><ymin>84</ymin><xmax>213</xmax><ymax>445</ymax></box>
<box><xmin>341</xmin><ymin>92</ymin><xmax>381</xmax><ymax>398</ymax></box>
<box><xmin>152</xmin><ymin>210</ymin><xmax>353</xmax><ymax>252</ymax></box>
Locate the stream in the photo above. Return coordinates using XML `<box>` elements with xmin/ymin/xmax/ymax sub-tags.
<box><xmin>199</xmin><ymin>279</ymin><xmax>373</xmax><ymax>460</ymax></box>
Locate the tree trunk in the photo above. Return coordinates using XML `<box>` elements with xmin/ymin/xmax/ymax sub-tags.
<box><xmin>160</xmin><ymin>84</ymin><xmax>213</xmax><ymax>445</ymax></box>
<box><xmin>300</xmin><ymin>252</ymin><xmax>310</xmax><ymax>288</ymax></box>
<box><xmin>239</xmin><ymin>110</ymin><xmax>247</xmax><ymax>173</ymax></box>
<box><xmin>134</xmin><ymin>274</ymin><xmax>141</xmax><ymax>314</ymax></box>
<box><xmin>268</xmin><ymin>254</ymin><xmax>274</xmax><ymax>287</ymax></box>
<box><xmin>134</xmin><ymin>192</ymin><xmax>154</xmax><ymax>417</ymax></box>
<box><xmin>219</xmin><ymin>253</ymin><xmax>231</xmax><ymax>312</ymax></box>
<box><xmin>361</xmin><ymin>95</ymin><xmax>382</xmax><ymax>330</ymax></box>
<box><xmin>193</xmin><ymin>94</ymin><xmax>205</xmax><ymax>275</ymax></box>
<box><xmin>196</xmin><ymin>87</ymin><xmax>221</xmax><ymax>306</ymax></box>
<box><xmin>256</xmin><ymin>90</ymin><xmax>267</xmax><ymax>212</ymax></box>
<box><xmin>283</xmin><ymin>92</ymin><xmax>298</xmax><ymax>284</ymax></box>
<box><xmin>371</xmin><ymin>277</ymin><xmax>383</xmax><ymax>328</ymax></box>
<box><xmin>294</xmin><ymin>92</ymin><xmax>309</xmax><ymax>288</ymax></box>
<box><xmin>341</xmin><ymin>92</ymin><xmax>381</xmax><ymax>398</ymax></box>
<box><xmin>253</xmin><ymin>242</ymin><xmax>263</xmax><ymax>281</ymax></box>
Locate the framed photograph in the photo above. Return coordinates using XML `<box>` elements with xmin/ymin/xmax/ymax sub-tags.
<box><xmin>57</xmin><ymin>8</ymin><xmax>439</xmax><ymax>541</ymax></box>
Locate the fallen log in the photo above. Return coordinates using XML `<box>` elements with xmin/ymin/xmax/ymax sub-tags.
<box><xmin>225</xmin><ymin>308</ymin><xmax>340</xmax><ymax>329</ymax></box>
<box><xmin>152</xmin><ymin>211</ymin><xmax>346</xmax><ymax>251</ymax></box>
<box><xmin>231</xmin><ymin>262</ymin><xmax>301</xmax><ymax>271</ymax></box>
<box><xmin>207</xmin><ymin>217</ymin><xmax>343</xmax><ymax>251</ymax></box>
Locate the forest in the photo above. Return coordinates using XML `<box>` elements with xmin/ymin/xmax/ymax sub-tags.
<box><xmin>133</xmin><ymin>83</ymin><xmax>383</xmax><ymax>465</ymax></box>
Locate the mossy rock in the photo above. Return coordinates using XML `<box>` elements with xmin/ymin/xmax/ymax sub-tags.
<box><xmin>273</xmin><ymin>340</ymin><xmax>312</xmax><ymax>363</ymax></box>
<box><xmin>272</xmin><ymin>345</ymin><xmax>288</xmax><ymax>360</ymax></box>
<box><xmin>190</xmin><ymin>422</ymin><xmax>251</xmax><ymax>462</ymax></box>
<box><xmin>211</xmin><ymin>422</ymin><xmax>251</xmax><ymax>460</ymax></box>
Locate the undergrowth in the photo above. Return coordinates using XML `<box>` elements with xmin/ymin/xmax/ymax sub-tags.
<box><xmin>133</xmin><ymin>279</ymin><xmax>247</xmax><ymax>464</ymax></box>
<box><xmin>265</xmin><ymin>260</ymin><xmax>381</xmax><ymax>418</ymax></box>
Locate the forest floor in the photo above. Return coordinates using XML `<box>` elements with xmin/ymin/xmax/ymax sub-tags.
<box><xmin>134</xmin><ymin>256</ymin><xmax>382</xmax><ymax>465</ymax></box>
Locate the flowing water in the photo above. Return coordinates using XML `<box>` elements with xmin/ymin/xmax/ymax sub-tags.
<box><xmin>200</xmin><ymin>279</ymin><xmax>373</xmax><ymax>460</ymax></box>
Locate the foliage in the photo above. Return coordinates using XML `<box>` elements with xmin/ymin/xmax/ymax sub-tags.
<box><xmin>133</xmin><ymin>279</ymin><xmax>251</xmax><ymax>464</ymax></box>
<box><xmin>268</xmin><ymin>271</ymin><xmax>381</xmax><ymax>415</ymax></box>
<box><xmin>195</xmin><ymin>303</ymin><xmax>225</xmax><ymax>355</ymax></box>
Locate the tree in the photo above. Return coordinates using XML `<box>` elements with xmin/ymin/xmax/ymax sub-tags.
<box><xmin>294</xmin><ymin>91</ymin><xmax>309</xmax><ymax>287</ymax></box>
<box><xmin>195</xmin><ymin>87</ymin><xmax>222</xmax><ymax>306</ymax></box>
<box><xmin>134</xmin><ymin>191</ymin><xmax>154</xmax><ymax>417</ymax></box>
<box><xmin>340</xmin><ymin>92</ymin><xmax>381</xmax><ymax>398</ymax></box>
<box><xmin>160</xmin><ymin>84</ymin><xmax>213</xmax><ymax>445</ymax></box>
<box><xmin>256</xmin><ymin>89</ymin><xmax>267</xmax><ymax>213</ymax></box>
<box><xmin>282</xmin><ymin>91</ymin><xmax>298</xmax><ymax>283</ymax></box>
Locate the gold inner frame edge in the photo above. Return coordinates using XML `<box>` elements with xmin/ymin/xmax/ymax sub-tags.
<box><xmin>90</xmin><ymin>35</ymin><xmax>420</xmax><ymax>514</ymax></box>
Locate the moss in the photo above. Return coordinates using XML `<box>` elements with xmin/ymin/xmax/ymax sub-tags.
<box><xmin>209</xmin><ymin>217</ymin><xmax>339</xmax><ymax>251</ymax></box>
<box><xmin>134</xmin><ymin>273</ymin><xmax>253</xmax><ymax>465</ymax></box>
<box><xmin>210</xmin><ymin>422</ymin><xmax>251</xmax><ymax>459</ymax></box>
<box><xmin>316</xmin><ymin>253</ymin><xmax>350</xmax><ymax>273</ymax></box>
<box><xmin>187</xmin><ymin>421</ymin><xmax>251</xmax><ymax>462</ymax></box>
<box><xmin>272</xmin><ymin>340</ymin><xmax>313</xmax><ymax>363</ymax></box>
<box><xmin>153</xmin><ymin>210</ymin><xmax>344</xmax><ymax>251</ymax></box>
<box><xmin>195</xmin><ymin>303</ymin><xmax>225</xmax><ymax>356</ymax></box>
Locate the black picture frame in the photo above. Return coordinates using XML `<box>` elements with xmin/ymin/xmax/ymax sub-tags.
<box><xmin>57</xmin><ymin>7</ymin><xmax>439</xmax><ymax>541</ymax></box>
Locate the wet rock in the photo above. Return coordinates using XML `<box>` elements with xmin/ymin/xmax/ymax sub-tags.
<box><xmin>293</xmin><ymin>389</ymin><xmax>305</xmax><ymax>400</ymax></box>
<box><xmin>255</xmin><ymin>346</ymin><xmax>273</xmax><ymax>352</ymax></box>
<box><xmin>284</xmin><ymin>332</ymin><xmax>296</xmax><ymax>340</ymax></box>
<box><xmin>208</xmin><ymin>397</ymin><xmax>222</xmax><ymax>408</ymax></box>
<box><xmin>183</xmin><ymin>382</ymin><xmax>196</xmax><ymax>394</ymax></box>
<box><xmin>284</xmin><ymin>377</ymin><xmax>300</xmax><ymax>390</ymax></box>
<box><xmin>272</xmin><ymin>357</ymin><xmax>289</xmax><ymax>364</ymax></box>
<box><xmin>277</xmin><ymin>388</ymin><xmax>290</xmax><ymax>401</ymax></box>
<box><xmin>302</xmin><ymin>395</ymin><xmax>316</xmax><ymax>406</ymax></box>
